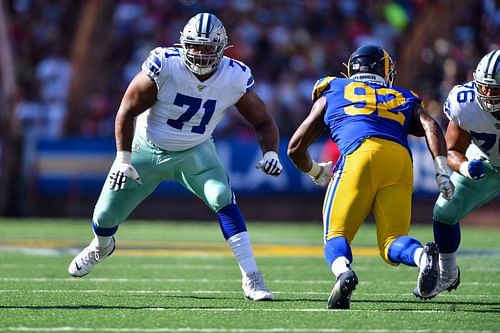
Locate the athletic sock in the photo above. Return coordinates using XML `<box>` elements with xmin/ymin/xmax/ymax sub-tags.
<box><xmin>439</xmin><ymin>252</ymin><xmax>457</xmax><ymax>272</ymax></box>
<box><xmin>227</xmin><ymin>231</ymin><xmax>258</xmax><ymax>275</ymax></box>
<box><xmin>331</xmin><ymin>256</ymin><xmax>350</xmax><ymax>278</ymax></box>
<box><xmin>94</xmin><ymin>235</ymin><xmax>112</xmax><ymax>248</ymax></box>
<box><xmin>413</xmin><ymin>247</ymin><xmax>424</xmax><ymax>269</ymax></box>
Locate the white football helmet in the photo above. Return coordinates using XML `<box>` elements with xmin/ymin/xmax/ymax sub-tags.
<box><xmin>178</xmin><ymin>13</ymin><xmax>229</xmax><ymax>76</ymax></box>
<box><xmin>473</xmin><ymin>50</ymin><xmax>500</xmax><ymax>113</ymax></box>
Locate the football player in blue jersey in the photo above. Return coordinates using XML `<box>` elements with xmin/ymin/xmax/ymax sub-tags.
<box><xmin>288</xmin><ymin>44</ymin><xmax>455</xmax><ymax>309</ymax></box>
<box><xmin>424</xmin><ymin>50</ymin><xmax>500</xmax><ymax>299</ymax></box>
<box><xmin>67</xmin><ymin>13</ymin><xmax>283</xmax><ymax>301</ymax></box>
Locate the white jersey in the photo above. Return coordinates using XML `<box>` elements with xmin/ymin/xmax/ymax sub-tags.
<box><xmin>136</xmin><ymin>47</ymin><xmax>254</xmax><ymax>151</ymax></box>
<box><xmin>444</xmin><ymin>81</ymin><xmax>500</xmax><ymax>167</ymax></box>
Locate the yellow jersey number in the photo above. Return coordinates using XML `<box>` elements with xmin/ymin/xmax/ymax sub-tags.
<box><xmin>344</xmin><ymin>82</ymin><xmax>407</xmax><ymax>126</ymax></box>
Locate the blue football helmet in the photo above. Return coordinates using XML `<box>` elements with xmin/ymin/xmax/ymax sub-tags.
<box><xmin>347</xmin><ymin>45</ymin><xmax>396</xmax><ymax>86</ymax></box>
<box><xmin>179</xmin><ymin>13</ymin><xmax>229</xmax><ymax>76</ymax></box>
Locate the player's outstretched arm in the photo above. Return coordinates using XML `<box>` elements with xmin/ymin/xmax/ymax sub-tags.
<box><xmin>410</xmin><ymin>105</ymin><xmax>454</xmax><ymax>199</ymax></box>
<box><xmin>288</xmin><ymin>97</ymin><xmax>332</xmax><ymax>187</ymax></box>
<box><xmin>236</xmin><ymin>91</ymin><xmax>283</xmax><ymax>176</ymax></box>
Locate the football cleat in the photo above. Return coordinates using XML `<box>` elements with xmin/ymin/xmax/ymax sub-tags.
<box><xmin>242</xmin><ymin>271</ymin><xmax>274</xmax><ymax>301</ymax></box>
<box><xmin>68</xmin><ymin>237</ymin><xmax>115</xmax><ymax>277</ymax></box>
<box><xmin>413</xmin><ymin>242</ymin><xmax>440</xmax><ymax>299</ymax></box>
<box><xmin>436</xmin><ymin>267</ymin><xmax>461</xmax><ymax>294</ymax></box>
<box><xmin>327</xmin><ymin>270</ymin><xmax>358</xmax><ymax>309</ymax></box>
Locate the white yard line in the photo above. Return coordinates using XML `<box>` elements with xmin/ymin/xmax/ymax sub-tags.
<box><xmin>0</xmin><ymin>288</ymin><xmax>497</xmax><ymax>299</ymax></box>
<box><xmin>3</xmin><ymin>326</ymin><xmax>495</xmax><ymax>333</ymax></box>
<box><xmin>1</xmin><ymin>277</ymin><xmax>499</xmax><ymax>287</ymax></box>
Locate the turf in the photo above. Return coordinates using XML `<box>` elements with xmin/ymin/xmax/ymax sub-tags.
<box><xmin>1</xmin><ymin>218</ymin><xmax>499</xmax><ymax>332</ymax></box>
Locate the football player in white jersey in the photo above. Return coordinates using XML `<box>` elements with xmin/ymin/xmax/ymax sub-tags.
<box><xmin>414</xmin><ymin>50</ymin><xmax>500</xmax><ymax>299</ymax></box>
<box><xmin>67</xmin><ymin>13</ymin><xmax>283</xmax><ymax>301</ymax></box>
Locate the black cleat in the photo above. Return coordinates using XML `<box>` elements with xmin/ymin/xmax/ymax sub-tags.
<box><xmin>327</xmin><ymin>270</ymin><xmax>358</xmax><ymax>309</ymax></box>
<box><xmin>413</xmin><ymin>242</ymin><xmax>440</xmax><ymax>299</ymax></box>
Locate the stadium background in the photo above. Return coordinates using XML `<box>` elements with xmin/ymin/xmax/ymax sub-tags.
<box><xmin>0</xmin><ymin>0</ymin><xmax>498</xmax><ymax>224</ymax></box>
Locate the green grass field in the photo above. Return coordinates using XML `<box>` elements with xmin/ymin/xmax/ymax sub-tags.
<box><xmin>1</xmin><ymin>218</ymin><xmax>499</xmax><ymax>333</ymax></box>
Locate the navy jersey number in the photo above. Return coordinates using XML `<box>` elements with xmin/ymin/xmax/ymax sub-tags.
<box><xmin>471</xmin><ymin>131</ymin><xmax>499</xmax><ymax>155</ymax></box>
<box><xmin>456</xmin><ymin>82</ymin><xmax>476</xmax><ymax>103</ymax></box>
<box><xmin>166</xmin><ymin>93</ymin><xmax>216</xmax><ymax>134</ymax></box>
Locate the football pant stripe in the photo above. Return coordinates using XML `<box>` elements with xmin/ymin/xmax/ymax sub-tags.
<box><xmin>322</xmin><ymin>154</ymin><xmax>346</xmax><ymax>243</ymax></box>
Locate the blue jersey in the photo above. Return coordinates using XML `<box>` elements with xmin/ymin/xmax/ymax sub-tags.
<box><xmin>312</xmin><ymin>76</ymin><xmax>422</xmax><ymax>156</ymax></box>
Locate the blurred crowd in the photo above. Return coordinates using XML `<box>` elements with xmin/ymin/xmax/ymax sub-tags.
<box><xmin>6</xmin><ymin>0</ymin><xmax>500</xmax><ymax>141</ymax></box>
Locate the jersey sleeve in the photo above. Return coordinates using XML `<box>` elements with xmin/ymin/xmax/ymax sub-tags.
<box><xmin>141</xmin><ymin>47</ymin><xmax>183</xmax><ymax>89</ymax></box>
<box><xmin>141</xmin><ymin>47</ymin><xmax>165</xmax><ymax>86</ymax></box>
<box><xmin>442</xmin><ymin>85</ymin><xmax>463</xmax><ymax>124</ymax></box>
<box><xmin>311</xmin><ymin>76</ymin><xmax>336</xmax><ymax>102</ymax></box>
<box><xmin>222</xmin><ymin>57</ymin><xmax>255</xmax><ymax>99</ymax></box>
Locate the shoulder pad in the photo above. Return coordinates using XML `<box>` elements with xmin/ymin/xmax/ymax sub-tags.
<box><xmin>443</xmin><ymin>84</ymin><xmax>469</xmax><ymax>120</ymax></box>
<box><xmin>312</xmin><ymin>76</ymin><xmax>336</xmax><ymax>102</ymax></box>
<box><xmin>143</xmin><ymin>47</ymin><xmax>165</xmax><ymax>78</ymax></box>
<box><xmin>224</xmin><ymin>57</ymin><xmax>254</xmax><ymax>90</ymax></box>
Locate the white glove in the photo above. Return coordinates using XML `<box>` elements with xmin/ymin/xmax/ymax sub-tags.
<box><xmin>307</xmin><ymin>160</ymin><xmax>333</xmax><ymax>187</ymax></box>
<box><xmin>433</xmin><ymin>156</ymin><xmax>454</xmax><ymax>200</ymax></box>
<box><xmin>256</xmin><ymin>151</ymin><xmax>283</xmax><ymax>176</ymax></box>
<box><xmin>108</xmin><ymin>151</ymin><xmax>143</xmax><ymax>191</ymax></box>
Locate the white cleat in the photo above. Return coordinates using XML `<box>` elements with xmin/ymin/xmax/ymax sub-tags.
<box><xmin>435</xmin><ymin>267</ymin><xmax>460</xmax><ymax>294</ymax></box>
<box><xmin>68</xmin><ymin>237</ymin><xmax>115</xmax><ymax>277</ymax></box>
<box><xmin>242</xmin><ymin>271</ymin><xmax>274</xmax><ymax>301</ymax></box>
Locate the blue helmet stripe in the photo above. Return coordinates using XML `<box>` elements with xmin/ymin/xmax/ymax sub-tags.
<box><xmin>488</xmin><ymin>51</ymin><xmax>500</xmax><ymax>79</ymax></box>
<box><xmin>197</xmin><ymin>13</ymin><xmax>212</xmax><ymax>38</ymax></box>
<box><xmin>206</xmin><ymin>14</ymin><xmax>212</xmax><ymax>36</ymax></box>
<box><xmin>485</xmin><ymin>50</ymin><xmax>500</xmax><ymax>79</ymax></box>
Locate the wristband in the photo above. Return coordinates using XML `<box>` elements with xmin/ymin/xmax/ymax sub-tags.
<box><xmin>263</xmin><ymin>151</ymin><xmax>279</xmax><ymax>161</ymax></box>
<box><xmin>459</xmin><ymin>161</ymin><xmax>470</xmax><ymax>178</ymax></box>
<box><xmin>116</xmin><ymin>150</ymin><xmax>132</xmax><ymax>164</ymax></box>
<box><xmin>306</xmin><ymin>160</ymin><xmax>322</xmax><ymax>178</ymax></box>
<box><xmin>433</xmin><ymin>156</ymin><xmax>448</xmax><ymax>175</ymax></box>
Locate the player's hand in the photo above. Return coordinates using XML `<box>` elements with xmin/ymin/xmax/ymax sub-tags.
<box><xmin>433</xmin><ymin>156</ymin><xmax>453</xmax><ymax>200</ymax></box>
<box><xmin>108</xmin><ymin>151</ymin><xmax>143</xmax><ymax>191</ymax></box>
<box><xmin>435</xmin><ymin>173</ymin><xmax>454</xmax><ymax>200</ymax></box>
<box><xmin>307</xmin><ymin>160</ymin><xmax>333</xmax><ymax>187</ymax></box>
<box><xmin>256</xmin><ymin>151</ymin><xmax>283</xmax><ymax>176</ymax></box>
<box><xmin>460</xmin><ymin>159</ymin><xmax>485</xmax><ymax>180</ymax></box>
